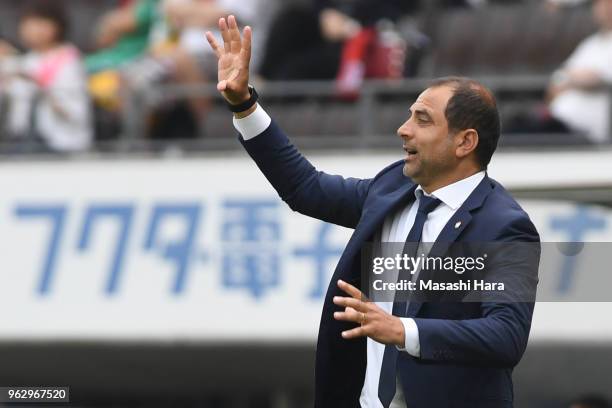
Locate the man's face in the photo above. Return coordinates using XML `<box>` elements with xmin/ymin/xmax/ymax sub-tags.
<box><xmin>397</xmin><ymin>85</ymin><xmax>459</xmax><ymax>188</ymax></box>
<box><xmin>593</xmin><ymin>0</ymin><xmax>612</xmax><ymax>31</ymax></box>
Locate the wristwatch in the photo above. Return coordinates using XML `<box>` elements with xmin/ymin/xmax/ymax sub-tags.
<box><xmin>226</xmin><ymin>85</ymin><xmax>259</xmax><ymax>113</ymax></box>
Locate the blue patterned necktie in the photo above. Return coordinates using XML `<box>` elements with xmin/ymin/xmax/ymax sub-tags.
<box><xmin>378</xmin><ymin>194</ymin><xmax>441</xmax><ymax>407</ymax></box>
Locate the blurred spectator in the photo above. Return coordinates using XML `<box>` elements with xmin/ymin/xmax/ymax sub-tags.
<box><xmin>87</xmin><ymin>0</ymin><xmax>259</xmax><ymax>73</ymax></box>
<box><xmin>87</xmin><ymin>0</ymin><xmax>261</xmax><ymax>139</ymax></box>
<box><xmin>0</xmin><ymin>0</ymin><xmax>92</xmax><ymax>153</ymax></box>
<box><xmin>86</xmin><ymin>0</ymin><xmax>166</xmax><ymax>114</ymax></box>
<box><xmin>162</xmin><ymin>0</ymin><xmax>265</xmax><ymax>70</ymax></box>
<box><xmin>507</xmin><ymin>0</ymin><xmax>612</xmax><ymax>142</ymax></box>
<box><xmin>570</xmin><ymin>394</ymin><xmax>612</xmax><ymax>408</ymax></box>
<box><xmin>547</xmin><ymin>0</ymin><xmax>612</xmax><ymax>143</ymax></box>
<box><xmin>86</xmin><ymin>0</ymin><xmax>155</xmax><ymax>74</ymax></box>
<box><xmin>258</xmin><ymin>0</ymin><xmax>414</xmax><ymax>87</ymax></box>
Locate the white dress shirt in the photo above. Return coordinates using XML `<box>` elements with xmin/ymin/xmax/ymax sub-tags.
<box><xmin>361</xmin><ymin>173</ymin><xmax>485</xmax><ymax>408</ymax></box>
<box><xmin>233</xmin><ymin>105</ymin><xmax>486</xmax><ymax>407</ymax></box>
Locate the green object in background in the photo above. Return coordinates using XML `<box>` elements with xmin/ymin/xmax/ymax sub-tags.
<box><xmin>85</xmin><ymin>0</ymin><xmax>159</xmax><ymax>74</ymax></box>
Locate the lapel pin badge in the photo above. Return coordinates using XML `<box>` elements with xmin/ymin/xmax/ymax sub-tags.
<box><xmin>455</xmin><ymin>221</ymin><xmax>462</xmax><ymax>229</ymax></box>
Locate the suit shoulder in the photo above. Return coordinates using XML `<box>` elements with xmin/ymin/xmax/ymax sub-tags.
<box><xmin>367</xmin><ymin>160</ymin><xmax>414</xmax><ymax>194</ymax></box>
<box><xmin>373</xmin><ymin>160</ymin><xmax>405</xmax><ymax>181</ymax></box>
<box><xmin>483</xmin><ymin>178</ymin><xmax>540</xmax><ymax>241</ymax></box>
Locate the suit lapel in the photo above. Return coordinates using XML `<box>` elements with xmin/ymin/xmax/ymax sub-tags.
<box><xmin>407</xmin><ymin>176</ymin><xmax>493</xmax><ymax>317</ymax></box>
<box><xmin>335</xmin><ymin>182</ymin><xmax>417</xmax><ymax>282</ymax></box>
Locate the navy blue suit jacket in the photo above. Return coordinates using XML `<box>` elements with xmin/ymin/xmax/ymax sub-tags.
<box><xmin>240</xmin><ymin>121</ymin><xmax>540</xmax><ymax>408</ymax></box>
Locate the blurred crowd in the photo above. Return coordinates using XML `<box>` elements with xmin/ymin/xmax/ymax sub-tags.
<box><xmin>0</xmin><ymin>0</ymin><xmax>611</xmax><ymax>153</ymax></box>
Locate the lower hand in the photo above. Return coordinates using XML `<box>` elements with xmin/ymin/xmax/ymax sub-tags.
<box><xmin>333</xmin><ymin>279</ymin><xmax>406</xmax><ymax>347</ymax></box>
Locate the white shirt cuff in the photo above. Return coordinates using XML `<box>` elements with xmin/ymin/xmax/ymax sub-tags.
<box><xmin>396</xmin><ymin>318</ymin><xmax>421</xmax><ymax>357</ymax></box>
<box><xmin>232</xmin><ymin>104</ymin><xmax>272</xmax><ymax>140</ymax></box>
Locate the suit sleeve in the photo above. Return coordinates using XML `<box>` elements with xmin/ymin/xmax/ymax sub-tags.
<box><xmin>413</xmin><ymin>216</ymin><xmax>540</xmax><ymax>368</ymax></box>
<box><xmin>238</xmin><ymin>119</ymin><xmax>371</xmax><ymax>229</ymax></box>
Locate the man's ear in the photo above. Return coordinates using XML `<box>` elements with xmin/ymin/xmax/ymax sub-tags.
<box><xmin>455</xmin><ymin>129</ymin><xmax>479</xmax><ymax>159</ymax></box>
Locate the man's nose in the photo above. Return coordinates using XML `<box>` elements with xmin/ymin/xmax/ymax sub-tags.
<box><xmin>397</xmin><ymin>120</ymin><xmax>413</xmax><ymax>139</ymax></box>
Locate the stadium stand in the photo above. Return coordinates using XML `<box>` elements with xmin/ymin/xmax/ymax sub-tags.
<box><xmin>0</xmin><ymin>0</ymin><xmax>609</xmax><ymax>153</ymax></box>
<box><xmin>1</xmin><ymin>2</ymin><xmax>612</xmax><ymax>408</ymax></box>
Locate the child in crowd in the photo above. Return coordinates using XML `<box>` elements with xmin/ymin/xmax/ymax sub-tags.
<box><xmin>0</xmin><ymin>0</ymin><xmax>92</xmax><ymax>153</ymax></box>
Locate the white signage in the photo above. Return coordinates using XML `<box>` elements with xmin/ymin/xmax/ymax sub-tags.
<box><xmin>0</xmin><ymin>152</ymin><xmax>611</xmax><ymax>342</ymax></box>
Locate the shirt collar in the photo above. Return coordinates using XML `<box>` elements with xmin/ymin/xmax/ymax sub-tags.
<box><xmin>415</xmin><ymin>171</ymin><xmax>486</xmax><ymax>211</ymax></box>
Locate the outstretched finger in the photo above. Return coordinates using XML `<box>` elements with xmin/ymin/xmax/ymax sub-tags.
<box><xmin>219</xmin><ymin>18</ymin><xmax>231</xmax><ymax>53</ymax></box>
<box><xmin>241</xmin><ymin>26</ymin><xmax>252</xmax><ymax>67</ymax></box>
<box><xmin>338</xmin><ymin>279</ymin><xmax>368</xmax><ymax>301</ymax></box>
<box><xmin>228</xmin><ymin>15</ymin><xmax>242</xmax><ymax>54</ymax></box>
<box><xmin>333</xmin><ymin>307</ymin><xmax>362</xmax><ymax>323</ymax></box>
<box><xmin>342</xmin><ymin>326</ymin><xmax>366</xmax><ymax>339</ymax></box>
<box><xmin>333</xmin><ymin>295</ymin><xmax>365</xmax><ymax>312</ymax></box>
<box><xmin>205</xmin><ymin>31</ymin><xmax>222</xmax><ymax>58</ymax></box>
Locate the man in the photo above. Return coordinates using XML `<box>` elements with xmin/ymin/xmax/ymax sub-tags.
<box><xmin>547</xmin><ymin>0</ymin><xmax>612</xmax><ymax>143</ymax></box>
<box><xmin>206</xmin><ymin>16</ymin><xmax>539</xmax><ymax>408</ymax></box>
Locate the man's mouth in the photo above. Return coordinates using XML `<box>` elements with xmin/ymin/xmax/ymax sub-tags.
<box><xmin>403</xmin><ymin>146</ymin><xmax>418</xmax><ymax>160</ymax></box>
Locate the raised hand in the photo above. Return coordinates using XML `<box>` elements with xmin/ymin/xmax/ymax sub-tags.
<box><xmin>206</xmin><ymin>15</ymin><xmax>252</xmax><ymax>106</ymax></box>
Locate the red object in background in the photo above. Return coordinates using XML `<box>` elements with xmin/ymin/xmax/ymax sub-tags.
<box><xmin>366</xmin><ymin>28</ymin><xmax>407</xmax><ymax>80</ymax></box>
<box><xmin>336</xmin><ymin>26</ymin><xmax>407</xmax><ymax>98</ymax></box>
<box><xmin>336</xmin><ymin>28</ymin><xmax>376</xmax><ymax>98</ymax></box>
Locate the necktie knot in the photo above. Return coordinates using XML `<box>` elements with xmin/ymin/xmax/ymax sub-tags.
<box><xmin>417</xmin><ymin>195</ymin><xmax>441</xmax><ymax>215</ymax></box>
